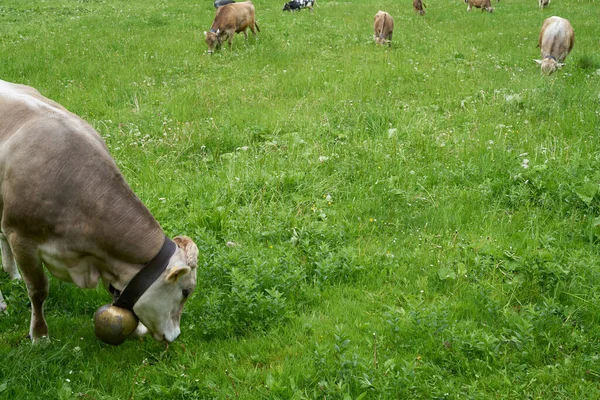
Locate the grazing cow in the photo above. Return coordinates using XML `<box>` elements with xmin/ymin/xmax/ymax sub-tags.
<box><xmin>204</xmin><ymin>1</ymin><xmax>260</xmax><ymax>53</ymax></box>
<box><xmin>534</xmin><ymin>16</ymin><xmax>574</xmax><ymax>74</ymax></box>
<box><xmin>0</xmin><ymin>79</ymin><xmax>199</xmax><ymax>343</ymax></box>
<box><xmin>214</xmin><ymin>0</ymin><xmax>235</xmax><ymax>8</ymax></box>
<box><xmin>413</xmin><ymin>0</ymin><xmax>426</xmax><ymax>15</ymax></box>
<box><xmin>282</xmin><ymin>0</ymin><xmax>316</xmax><ymax>12</ymax></box>
<box><xmin>539</xmin><ymin>0</ymin><xmax>550</xmax><ymax>9</ymax></box>
<box><xmin>373</xmin><ymin>11</ymin><xmax>394</xmax><ymax>47</ymax></box>
<box><xmin>465</xmin><ymin>0</ymin><xmax>494</xmax><ymax>12</ymax></box>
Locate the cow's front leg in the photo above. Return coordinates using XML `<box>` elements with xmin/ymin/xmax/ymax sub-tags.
<box><xmin>10</xmin><ymin>237</ymin><xmax>48</xmax><ymax>341</ymax></box>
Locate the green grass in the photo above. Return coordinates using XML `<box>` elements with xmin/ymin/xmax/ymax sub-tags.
<box><xmin>2</xmin><ymin>0</ymin><xmax>600</xmax><ymax>398</ymax></box>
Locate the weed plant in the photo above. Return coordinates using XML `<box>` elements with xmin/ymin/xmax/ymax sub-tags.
<box><xmin>1</xmin><ymin>0</ymin><xmax>600</xmax><ymax>398</ymax></box>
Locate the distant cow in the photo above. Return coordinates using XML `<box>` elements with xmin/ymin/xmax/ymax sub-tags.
<box><xmin>283</xmin><ymin>0</ymin><xmax>315</xmax><ymax>12</ymax></box>
<box><xmin>214</xmin><ymin>0</ymin><xmax>235</xmax><ymax>8</ymax></box>
<box><xmin>204</xmin><ymin>1</ymin><xmax>260</xmax><ymax>53</ymax></box>
<box><xmin>465</xmin><ymin>0</ymin><xmax>494</xmax><ymax>12</ymax></box>
<box><xmin>534</xmin><ymin>16</ymin><xmax>574</xmax><ymax>74</ymax></box>
<box><xmin>413</xmin><ymin>0</ymin><xmax>426</xmax><ymax>15</ymax></box>
<box><xmin>373</xmin><ymin>11</ymin><xmax>394</xmax><ymax>47</ymax></box>
<box><xmin>539</xmin><ymin>0</ymin><xmax>550</xmax><ymax>9</ymax></box>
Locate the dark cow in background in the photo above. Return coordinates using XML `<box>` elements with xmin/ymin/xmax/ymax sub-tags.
<box><xmin>282</xmin><ymin>0</ymin><xmax>316</xmax><ymax>12</ymax></box>
<box><xmin>204</xmin><ymin>1</ymin><xmax>260</xmax><ymax>53</ymax></box>
<box><xmin>214</xmin><ymin>0</ymin><xmax>235</xmax><ymax>8</ymax></box>
<box><xmin>413</xmin><ymin>0</ymin><xmax>426</xmax><ymax>15</ymax></box>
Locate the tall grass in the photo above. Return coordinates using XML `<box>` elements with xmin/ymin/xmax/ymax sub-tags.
<box><xmin>1</xmin><ymin>0</ymin><xmax>600</xmax><ymax>398</ymax></box>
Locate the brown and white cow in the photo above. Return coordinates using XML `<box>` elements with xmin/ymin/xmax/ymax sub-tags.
<box><xmin>373</xmin><ymin>11</ymin><xmax>394</xmax><ymax>47</ymax></box>
<box><xmin>534</xmin><ymin>16</ymin><xmax>574</xmax><ymax>74</ymax></box>
<box><xmin>204</xmin><ymin>1</ymin><xmax>260</xmax><ymax>53</ymax></box>
<box><xmin>0</xmin><ymin>79</ymin><xmax>198</xmax><ymax>343</ymax></box>
<box><xmin>465</xmin><ymin>0</ymin><xmax>494</xmax><ymax>12</ymax></box>
<box><xmin>413</xmin><ymin>0</ymin><xmax>426</xmax><ymax>15</ymax></box>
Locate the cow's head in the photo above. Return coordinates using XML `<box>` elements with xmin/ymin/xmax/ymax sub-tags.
<box><xmin>283</xmin><ymin>2</ymin><xmax>292</xmax><ymax>11</ymax></box>
<box><xmin>204</xmin><ymin>30</ymin><xmax>222</xmax><ymax>53</ymax></box>
<box><xmin>535</xmin><ymin>57</ymin><xmax>563</xmax><ymax>74</ymax></box>
<box><xmin>132</xmin><ymin>236</ymin><xmax>198</xmax><ymax>342</ymax></box>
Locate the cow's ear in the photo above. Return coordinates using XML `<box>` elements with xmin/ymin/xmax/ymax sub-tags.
<box><xmin>166</xmin><ymin>265</ymin><xmax>191</xmax><ymax>283</ymax></box>
<box><xmin>216</xmin><ymin>29</ymin><xmax>220</xmax><ymax>35</ymax></box>
<box><xmin>557</xmin><ymin>62</ymin><xmax>566</xmax><ymax>68</ymax></box>
<box><xmin>204</xmin><ymin>31</ymin><xmax>207</xmax><ymax>36</ymax></box>
<box><xmin>173</xmin><ymin>236</ymin><xmax>199</xmax><ymax>268</ymax></box>
<box><xmin>534</xmin><ymin>59</ymin><xmax>542</xmax><ymax>65</ymax></box>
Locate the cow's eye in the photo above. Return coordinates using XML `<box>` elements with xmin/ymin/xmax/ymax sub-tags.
<box><xmin>182</xmin><ymin>289</ymin><xmax>191</xmax><ymax>299</ymax></box>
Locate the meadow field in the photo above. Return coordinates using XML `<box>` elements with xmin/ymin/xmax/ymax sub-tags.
<box><xmin>1</xmin><ymin>0</ymin><xmax>600</xmax><ymax>398</ymax></box>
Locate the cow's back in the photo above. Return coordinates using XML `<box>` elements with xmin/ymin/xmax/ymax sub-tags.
<box><xmin>0</xmin><ymin>80</ymin><xmax>161</xmax><ymax>263</ymax></box>
<box><xmin>374</xmin><ymin>11</ymin><xmax>393</xmax><ymax>36</ymax></box>
<box><xmin>539</xmin><ymin>16</ymin><xmax>574</xmax><ymax>61</ymax></box>
<box><xmin>212</xmin><ymin>1</ymin><xmax>255</xmax><ymax>32</ymax></box>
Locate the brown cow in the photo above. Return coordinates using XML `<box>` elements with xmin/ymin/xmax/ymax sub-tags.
<box><xmin>373</xmin><ymin>11</ymin><xmax>394</xmax><ymax>47</ymax></box>
<box><xmin>465</xmin><ymin>0</ymin><xmax>494</xmax><ymax>12</ymax></box>
<box><xmin>534</xmin><ymin>16</ymin><xmax>574</xmax><ymax>74</ymax></box>
<box><xmin>204</xmin><ymin>1</ymin><xmax>260</xmax><ymax>53</ymax></box>
<box><xmin>413</xmin><ymin>0</ymin><xmax>426</xmax><ymax>15</ymax></box>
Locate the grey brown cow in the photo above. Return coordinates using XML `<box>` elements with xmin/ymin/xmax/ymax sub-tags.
<box><xmin>534</xmin><ymin>16</ymin><xmax>574</xmax><ymax>74</ymax></box>
<box><xmin>465</xmin><ymin>0</ymin><xmax>494</xmax><ymax>12</ymax></box>
<box><xmin>0</xmin><ymin>79</ymin><xmax>198</xmax><ymax>343</ymax></box>
<box><xmin>373</xmin><ymin>11</ymin><xmax>394</xmax><ymax>47</ymax></box>
<box><xmin>204</xmin><ymin>1</ymin><xmax>260</xmax><ymax>53</ymax></box>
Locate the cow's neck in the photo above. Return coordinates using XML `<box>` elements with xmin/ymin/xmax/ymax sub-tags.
<box><xmin>88</xmin><ymin>176</ymin><xmax>166</xmax><ymax>280</ymax></box>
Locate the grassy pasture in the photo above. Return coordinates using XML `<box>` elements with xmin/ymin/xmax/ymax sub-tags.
<box><xmin>1</xmin><ymin>0</ymin><xmax>600</xmax><ymax>398</ymax></box>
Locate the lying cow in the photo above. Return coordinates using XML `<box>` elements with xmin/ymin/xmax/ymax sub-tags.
<box><xmin>539</xmin><ymin>0</ymin><xmax>550</xmax><ymax>9</ymax></box>
<box><xmin>282</xmin><ymin>0</ymin><xmax>315</xmax><ymax>12</ymax></box>
<box><xmin>465</xmin><ymin>0</ymin><xmax>494</xmax><ymax>12</ymax></box>
<box><xmin>204</xmin><ymin>1</ymin><xmax>260</xmax><ymax>53</ymax></box>
<box><xmin>535</xmin><ymin>16</ymin><xmax>574</xmax><ymax>74</ymax></box>
<box><xmin>214</xmin><ymin>0</ymin><xmax>235</xmax><ymax>8</ymax></box>
<box><xmin>413</xmin><ymin>0</ymin><xmax>426</xmax><ymax>15</ymax></box>
<box><xmin>373</xmin><ymin>11</ymin><xmax>394</xmax><ymax>47</ymax></box>
<box><xmin>0</xmin><ymin>79</ymin><xmax>198</xmax><ymax>343</ymax></box>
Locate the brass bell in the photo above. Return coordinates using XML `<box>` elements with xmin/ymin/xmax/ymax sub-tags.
<box><xmin>94</xmin><ymin>304</ymin><xmax>139</xmax><ymax>345</ymax></box>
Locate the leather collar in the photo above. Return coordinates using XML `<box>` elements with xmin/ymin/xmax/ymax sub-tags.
<box><xmin>110</xmin><ymin>235</ymin><xmax>176</xmax><ymax>311</ymax></box>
